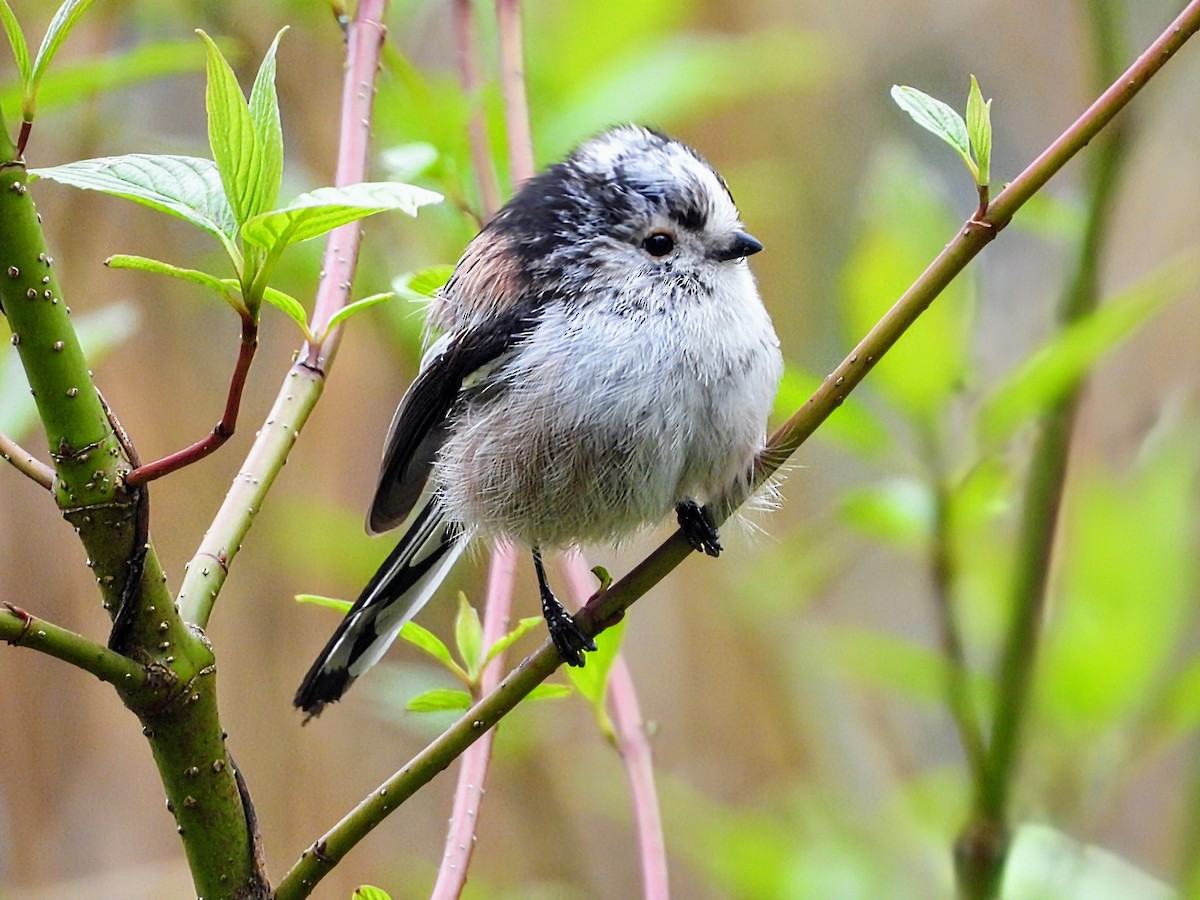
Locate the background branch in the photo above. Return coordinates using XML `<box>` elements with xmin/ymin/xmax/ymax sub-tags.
<box><xmin>179</xmin><ymin>0</ymin><xmax>389</xmax><ymax>629</ymax></box>
<box><xmin>0</xmin><ymin>430</ymin><xmax>53</xmax><ymax>488</ymax></box>
<box><xmin>274</xmin><ymin>6</ymin><xmax>1200</xmax><ymax>890</ymax></box>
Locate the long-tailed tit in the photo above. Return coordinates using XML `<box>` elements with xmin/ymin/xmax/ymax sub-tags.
<box><xmin>295</xmin><ymin>124</ymin><xmax>782</xmax><ymax>717</ymax></box>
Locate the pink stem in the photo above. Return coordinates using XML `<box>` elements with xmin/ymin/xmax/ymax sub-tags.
<box><xmin>496</xmin><ymin>0</ymin><xmax>535</xmax><ymax>185</ymax></box>
<box><xmin>302</xmin><ymin>0</ymin><xmax>389</xmax><ymax>371</ymax></box>
<box><xmin>431</xmin><ymin>542</ymin><xmax>517</xmax><ymax>900</ymax></box>
<box><xmin>452</xmin><ymin>0</ymin><xmax>502</xmax><ymax>218</ymax></box>
<box><xmin>561</xmin><ymin>551</ymin><xmax>670</xmax><ymax>900</ymax></box>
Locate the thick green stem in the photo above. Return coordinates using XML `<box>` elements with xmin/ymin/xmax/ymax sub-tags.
<box><xmin>0</xmin><ymin>122</ymin><xmax>266</xmax><ymax>897</ymax></box>
<box><xmin>958</xmin><ymin>3</ymin><xmax>1131</xmax><ymax>897</ymax></box>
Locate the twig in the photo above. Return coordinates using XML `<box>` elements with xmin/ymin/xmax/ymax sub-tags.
<box><xmin>930</xmin><ymin>480</ymin><xmax>986</xmax><ymax>785</ymax></box>
<box><xmin>274</xmin><ymin>5</ymin><xmax>1200</xmax><ymax>893</ymax></box>
<box><xmin>179</xmin><ymin>0</ymin><xmax>389</xmax><ymax>629</ymax></box>
<box><xmin>452</xmin><ymin>0</ymin><xmax>501</xmax><ymax>217</ymax></box>
<box><xmin>561</xmin><ymin>552</ymin><xmax>669</xmax><ymax>900</ymax></box>
<box><xmin>430</xmin><ymin>544</ymin><xmax>516</xmax><ymax>900</ymax></box>
<box><xmin>125</xmin><ymin>315</ymin><xmax>258</xmax><ymax>486</ymax></box>
<box><xmin>496</xmin><ymin>0</ymin><xmax>535</xmax><ymax>185</ymax></box>
<box><xmin>0</xmin><ymin>601</ymin><xmax>146</xmax><ymax>687</ymax></box>
<box><xmin>0</xmin><ymin>430</ymin><xmax>54</xmax><ymax>489</ymax></box>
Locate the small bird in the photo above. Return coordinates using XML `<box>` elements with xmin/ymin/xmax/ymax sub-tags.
<box><xmin>295</xmin><ymin>125</ymin><xmax>782</xmax><ymax>717</ymax></box>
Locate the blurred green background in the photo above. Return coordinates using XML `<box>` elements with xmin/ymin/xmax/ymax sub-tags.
<box><xmin>3</xmin><ymin>0</ymin><xmax>1200</xmax><ymax>897</ymax></box>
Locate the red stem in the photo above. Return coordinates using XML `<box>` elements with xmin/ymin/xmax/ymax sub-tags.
<box><xmin>125</xmin><ymin>316</ymin><xmax>258</xmax><ymax>486</ymax></box>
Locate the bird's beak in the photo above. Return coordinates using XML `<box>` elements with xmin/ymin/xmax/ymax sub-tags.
<box><xmin>712</xmin><ymin>231</ymin><xmax>764</xmax><ymax>262</ymax></box>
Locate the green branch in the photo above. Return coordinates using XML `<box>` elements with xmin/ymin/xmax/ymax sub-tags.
<box><xmin>274</xmin><ymin>4</ymin><xmax>1200</xmax><ymax>893</ymax></box>
<box><xmin>0</xmin><ymin>97</ymin><xmax>266</xmax><ymax>900</ymax></box>
<box><xmin>1</xmin><ymin>601</ymin><xmax>146</xmax><ymax>685</ymax></box>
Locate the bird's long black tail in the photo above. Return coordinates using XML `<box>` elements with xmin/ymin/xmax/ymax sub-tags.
<box><xmin>295</xmin><ymin>499</ymin><xmax>465</xmax><ymax>718</ymax></box>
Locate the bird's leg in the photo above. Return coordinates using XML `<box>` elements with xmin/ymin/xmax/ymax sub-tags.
<box><xmin>676</xmin><ymin>499</ymin><xmax>722</xmax><ymax>557</ymax></box>
<box><xmin>533</xmin><ymin>547</ymin><xmax>596</xmax><ymax>667</ymax></box>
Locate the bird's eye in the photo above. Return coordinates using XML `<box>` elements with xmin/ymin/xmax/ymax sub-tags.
<box><xmin>641</xmin><ymin>231</ymin><xmax>676</xmax><ymax>258</ymax></box>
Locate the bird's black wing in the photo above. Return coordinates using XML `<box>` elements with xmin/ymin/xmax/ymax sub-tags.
<box><xmin>367</xmin><ymin>304</ymin><xmax>537</xmax><ymax>534</ymax></box>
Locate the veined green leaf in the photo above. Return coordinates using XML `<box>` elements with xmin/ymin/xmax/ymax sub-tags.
<box><xmin>30</xmin><ymin>154</ymin><xmax>238</xmax><ymax>253</ymax></box>
<box><xmin>0</xmin><ymin>0</ymin><xmax>30</xmax><ymax>88</ymax></box>
<box><xmin>455</xmin><ymin>593</ymin><xmax>483</xmax><ymax>680</ymax></box>
<box><xmin>295</xmin><ymin>593</ymin><xmax>352</xmax><ymax>614</ymax></box>
<box><xmin>106</xmin><ymin>254</ymin><xmax>245</xmax><ymax>314</ymax></box>
<box><xmin>406</xmin><ymin>687</ymin><xmax>472</xmax><ymax>714</ymax></box>
<box><xmin>197</xmin><ymin>29</ymin><xmax>264</xmax><ymax>224</ymax></box>
<box><xmin>352</xmin><ymin>887</ymin><xmax>393</xmax><ymax>900</ymax></box>
<box><xmin>321</xmin><ymin>291</ymin><xmax>394</xmax><ymax>338</ymax></box>
<box><xmin>240</xmin><ymin>181</ymin><xmax>443</xmax><ymax>252</ymax></box>
<box><xmin>966</xmin><ymin>75</ymin><xmax>992</xmax><ymax>187</ymax></box>
<box><xmin>483</xmin><ymin>616</ymin><xmax>544</xmax><ymax>667</ymax></box>
<box><xmin>398</xmin><ymin>620</ymin><xmax>467</xmax><ymax>681</ymax></box>
<box><xmin>247</xmin><ymin>28</ymin><xmax>286</xmax><ymax>218</ymax></box>
<box><xmin>26</xmin><ymin>0</ymin><xmax>97</xmax><ymax>118</ymax></box>
<box><xmin>891</xmin><ymin>84</ymin><xmax>974</xmax><ymax>176</ymax></box>
<box><xmin>978</xmin><ymin>255</ymin><xmax>1197</xmax><ymax>447</ymax></box>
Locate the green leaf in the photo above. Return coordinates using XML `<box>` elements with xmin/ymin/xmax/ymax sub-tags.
<box><xmin>322</xmin><ymin>292</ymin><xmax>395</xmax><ymax>338</ymax></box>
<box><xmin>30</xmin><ymin>154</ymin><xmax>238</xmax><ymax>253</ymax></box>
<box><xmin>398</xmin><ymin>620</ymin><xmax>465</xmax><ymax>680</ymax></box>
<box><xmin>590</xmin><ymin>566</ymin><xmax>612</xmax><ymax>591</ymax></box>
<box><xmin>0</xmin><ymin>1</ymin><xmax>30</xmax><ymax>88</ymax></box>
<box><xmin>26</xmin><ymin>0</ymin><xmax>98</xmax><ymax>119</ymax></box>
<box><xmin>392</xmin><ymin>265</ymin><xmax>454</xmax><ymax>302</ymax></box>
<box><xmin>294</xmin><ymin>593</ymin><xmax>353</xmax><ymax>613</ymax></box>
<box><xmin>1001</xmin><ymin>823</ymin><xmax>1176</xmax><ymax>900</ymax></box>
<box><xmin>842</xmin><ymin>146</ymin><xmax>969</xmax><ymax>420</ymax></box>
<box><xmin>240</xmin><ymin>181</ymin><xmax>443</xmax><ymax>252</ymax></box>
<box><xmin>197</xmin><ymin>29</ymin><xmax>264</xmax><ymax>224</ymax></box>
<box><xmin>978</xmin><ymin>256</ymin><xmax>1196</xmax><ymax>447</ymax></box>
<box><xmin>890</xmin><ymin>84</ymin><xmax>975</xmax><ymax>178</ymax></box>
<box><xmin>247</xmin><ymin>28</ymin><xmax>286</xmax><ymax>218</ymax></box>
<box><xmin>565</xmin><ymin>616</ymin><xmax>626</xmax><ymax>723</ymax></box>
<box><xmin>839</xmin><ymin>477</ymin><xmax>935</xmax><ymax>547</ymax></box>
<box><xmin>254</xmin><ymin>283</ymin><xmax>312</xmax><ymax>339</ymax></box>
<box><xmin>352</xmin><ymin>887</ymin><xmax>393</xmax><ymax>900</ymax></box>
<box><xmin>1039</xmin><ymin>439</ymin><xmax>1197</xmax><ymax>733</ymax></box>
<box><xmin>966</xmin><ymin>75</ymin><xmax>992</xmax><ymax>187</ymax></box>
<box><xmin>380</xmin><ymin>142</ymin><xmax>438</xmax><ymax>182</ymax></box>
<box><xmin>1</xmin><ymin>38</ymin><xmax>209</xmax><ymax>123</ymax></box>
<box><xmin>455</xmin><ymin>593</ymin><xmax>483</xmax><ymax>680</ymax></box>
<box><xmin>482</xmin><ymin>616</ymin><xmax>544</xmax><ymax>667</ymax></box>
<box><xmin>526</xmin><ymin>683</ymin><xmax>572</xmax><ymax>703</ymax></box>
<box><xmin>406</xmin><ymin>687</ymin><xmax>472</xmax><ymax>714</ymax></box>
<box><xmin>106</xmin><ymin>254</ymin><xmax>245</xmax><ymax>313</ymax></box>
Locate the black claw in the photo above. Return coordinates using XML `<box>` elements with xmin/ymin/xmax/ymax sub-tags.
<box><xmin>546</xmin><ymin>610</ymin><xmax>595</xmax><ymax>667</ymax></box>
<box><xmin>533</xmin><ymin>548</ymin><xmax>596</xmax><ymax>668</ymax></box>
<box><xmin>676</xmin><ymin>500</ymin><xmax>722</xmax><ymax>557</ymax></box>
